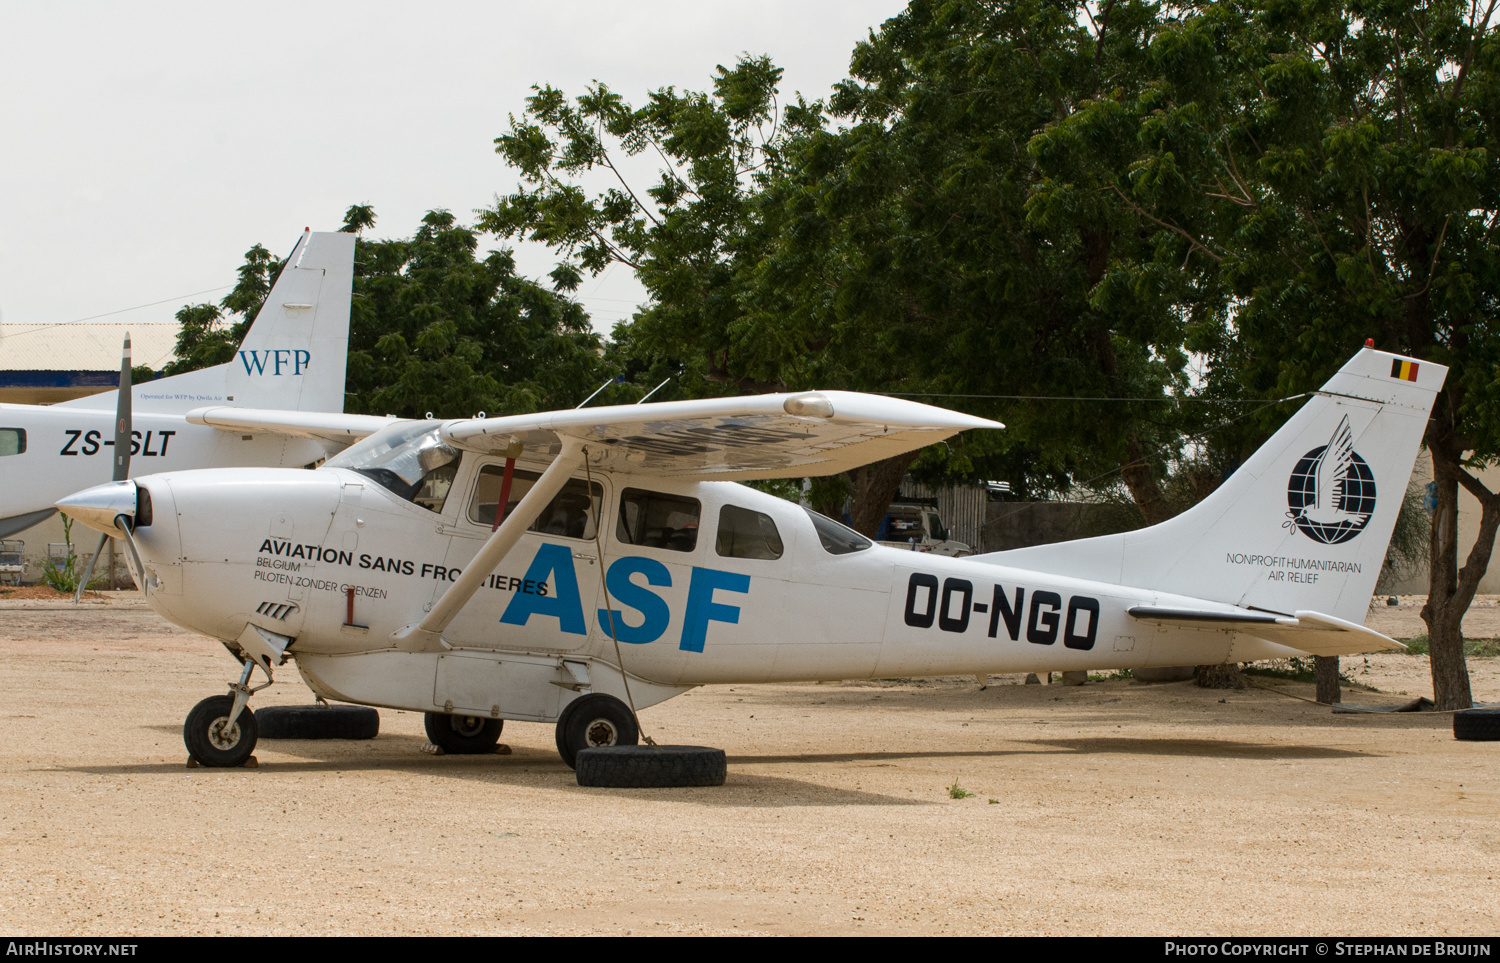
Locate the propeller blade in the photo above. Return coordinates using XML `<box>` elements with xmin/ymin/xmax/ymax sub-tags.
<box><xmin>113</xmin><ymin>334</ymin><xmax>132</xmax><ymax>482</ymax></box>
<box><xmin>73</xmin><ymin>532</ymin><xmax>110</xmax><ymax>604</ymax></box>
<box><xmin>113</xmin><ymin>514</ymin><xmax>148</xmax><ymax>598</ymax></box>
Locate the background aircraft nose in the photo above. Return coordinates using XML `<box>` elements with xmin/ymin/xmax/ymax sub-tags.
<box><xmin>56</xmin><ymin>480</ymin><xmax>138</xmax><ymax>536</ymax></box>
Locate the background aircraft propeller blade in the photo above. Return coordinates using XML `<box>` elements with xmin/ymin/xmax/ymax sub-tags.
<box><xmin>75</xmin><ymin>336</ymin><xmax>133</xmax><ymax>604</ymax></box>
<box><xmin>112</xmin><ymin>334</ymin><xmax>132</xmax><ymax>482</ymax></box>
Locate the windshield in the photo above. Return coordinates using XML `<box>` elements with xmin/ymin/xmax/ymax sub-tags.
<box><xmin>326</xmin><ymin>422</ymin><xmax>460</xmax><ymax>511</ymax></box>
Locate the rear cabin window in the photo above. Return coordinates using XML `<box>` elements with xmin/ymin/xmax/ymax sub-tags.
<box><xmin>616</xmin><ymin>489</ymin><xmax>701</xmax><ymax>552</ymax></box>
<box><xmin>467</xmin><ymin>466</ymin><xmax>603</xmax><ymax>540</ymax></box>
<box><xmin>0</xmin><ymin>429</ymin><xmax>24</xmax><ymax>456</ymax></box>
<box><xmin>716</xmin><ymin>505</ymin><xmax>784</xmax><ymax>560</ymax></box>
<box><xmin>805</xmin><ymin>508</ymin><xmax>872</xmax><ymax>555</ymax></box>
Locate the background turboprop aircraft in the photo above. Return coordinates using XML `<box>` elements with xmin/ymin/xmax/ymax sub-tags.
<box><xmin>59</xmin><ymin>345</ymin><xmax>1446</xmax><ymax>772</ymax></box>
<box><xmin>0</xmin><ymin>230</ymin><xmax>390</xmax><ymax>540</ymax></box>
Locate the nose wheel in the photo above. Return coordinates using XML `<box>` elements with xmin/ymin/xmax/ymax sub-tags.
<box><xmin>183</xmin><ymin>659</ymin><xmax>271</xmax><ymax>767</ymax></box>
<box><xmin>184</xmin><ymin>694</ymin><xmax>259</xmax><ymax>767</ymax></box>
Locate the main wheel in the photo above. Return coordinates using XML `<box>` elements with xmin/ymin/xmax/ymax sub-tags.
<box><xmin>556</xmin><ymin>694</ymin><xmax>638</xmax><ymax>769</ymax></box>
<box><xmin>184</xmin><ymin>695</ymin><xmax>258</xmax><ymax>768</ymax></box>
<box><xmin>424</xmin><ymin>712</ymin><xmax>503</xmax><ymax>754</ymax></box>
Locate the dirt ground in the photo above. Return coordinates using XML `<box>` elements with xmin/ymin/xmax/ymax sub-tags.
<box><xmin>0</xmin><ymin>597</ymin><xmax>1497</xmax><ymax>936</ymax></box>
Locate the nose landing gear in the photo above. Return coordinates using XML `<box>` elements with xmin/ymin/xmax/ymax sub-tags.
<box><xmin>184</xmin><ymin>660</ymin><xmax>272</xmax><ymax>767</ymax></box>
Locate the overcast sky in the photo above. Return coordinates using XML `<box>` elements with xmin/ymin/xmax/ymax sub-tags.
<box><xmin>0</xmin><ymin>1</ymin><xmax>906</xmax><ymax>338</ymax></box>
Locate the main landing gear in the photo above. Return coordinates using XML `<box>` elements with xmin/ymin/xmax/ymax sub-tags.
<box><xmin>554</xmin><ymin>693</ymin><xmax>639</xmax><ymax>769</ymax></box>
<box><xmin>184</xmin><ymin>660</ymin><xmax>271</xmax><ymax>767</ymax></box>
<box><xmin>423</xmin><ymin>712</ymin><xmax>504</xmax><ymax>754</ymax></box>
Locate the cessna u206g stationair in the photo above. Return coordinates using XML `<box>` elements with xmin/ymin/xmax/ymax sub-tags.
<box><xmin>59</xmin><ymin>346</ymin><xmax>1442</xmax><ymax>768</ymax></box>
<box><xmin>0</xmin><ymin>230</ymin><xmax>386</xmax><ymax>539</ymax></box>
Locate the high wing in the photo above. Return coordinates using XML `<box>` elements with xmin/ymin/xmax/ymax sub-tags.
<box><xmin>1127</xmin><ymin>604</ymin><xmax>1403</xmax><ymax>656</ymax></box>
<box><xmin>186</xmin><ymin>406</ymin><xmax>396</xmax><ymax>447</ymax></box>
<box><xmin>439</xmin><ymin>391</ymin><xmax>1003</xmax><ymax>480</ymax></box>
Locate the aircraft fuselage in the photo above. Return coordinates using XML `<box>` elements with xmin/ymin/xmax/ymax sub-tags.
<box><xmin>124</xmin><ymin>455</ymin><xmax>1307</xmax><ymax>722</ymax></box>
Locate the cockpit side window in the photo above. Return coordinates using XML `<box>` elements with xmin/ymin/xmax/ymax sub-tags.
<box><xmin>716</xmin><ymin>505</ymin><xmax>784</xmax><ymax>560</ymax></box>
<box><xmin>325</xmin><ymin>422</ymin><xmax>460</xmax><ymax>512</ymax></box>
<box><xmin>617</xmin><ymin>489</ymin><xmax>701</xmax><ymax>552</ymax></box>
<box><xmin>467</xmin><ymin>465</ymin><xmax>603</xmax><ymax>540</ymax></box>
<box><xmin>0</xmin><ymin>429</ymin><xmax>25</xmax><ymax>456</ymax></box>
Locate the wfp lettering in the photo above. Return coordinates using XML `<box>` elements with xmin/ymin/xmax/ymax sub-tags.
<box><xmin>239</xmin><ymin>349</ymin><xmax>310</xmax><ymax>376</ymax></box>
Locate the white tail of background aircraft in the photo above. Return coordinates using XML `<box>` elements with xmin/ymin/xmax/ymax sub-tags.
<box><xmin>56</xmin><ymin>230</ymin><xmax>354</xmax><ymax>416</ymax></box>
<box><xmin>975</xmin><ymin>346</ymin><xmax>1443</xmax><ymax>626</ymax></box>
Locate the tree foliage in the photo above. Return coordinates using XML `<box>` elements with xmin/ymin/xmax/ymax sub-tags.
<box><xmin>160</xmin><ymin>207</ymin><xmax>607</xmax><ymax>419</ymax></box>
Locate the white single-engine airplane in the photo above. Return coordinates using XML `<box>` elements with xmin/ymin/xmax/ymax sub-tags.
<box><xmin>0</xmin><ymin>230</ymin><xmax>386</xmax><ymax>540</ymax></box>
<box><xmin>58</xmin><ymin>345</ymin><xmax>1442</xmax><ymax>769</ymax></box>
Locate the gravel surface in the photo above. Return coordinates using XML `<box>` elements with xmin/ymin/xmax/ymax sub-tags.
<box><xmin>0</xmin><ymin>600</ymin><xmax>1496</xmax><ymax>936</ymax></box>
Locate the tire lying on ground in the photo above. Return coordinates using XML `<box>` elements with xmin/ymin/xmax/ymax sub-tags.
<box><xmin>256</xmin><ymin>704</ymin><xmax>380</xmax><ymax>740</ymax></box>
<box><xmin>1453</xmin><ymin>707</ymin><xmax>1500</xmax><ymax>741</ymax></box>
<box><xmin>575</xmin><ymin>745</ymin><xmax>727</xmax><ymax>788</ymax></box>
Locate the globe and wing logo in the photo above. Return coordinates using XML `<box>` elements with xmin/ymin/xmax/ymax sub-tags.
<box><xmin>1284</xmin><ymin>414</ymin><xmax>1377</xmax><ymax>545</ymax></box>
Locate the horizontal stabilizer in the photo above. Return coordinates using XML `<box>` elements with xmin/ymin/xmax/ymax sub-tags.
<box><xmin>1127</xmin><ymin>605</ymin><xmax>1403</xmax><ymax>656</ymax></box>
<box><xmin>186</xmin><ymin>407</ymin><xmax>395</xmax><ymax>446</ymax></box>
<box><xmin>441</xmin><ymin>391</ymin><xmax>1002</xmax><ymax>481</ymax></box>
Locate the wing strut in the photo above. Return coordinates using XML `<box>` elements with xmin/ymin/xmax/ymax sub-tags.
<box><xmin>395</xmin><ymin>439</ymin><xmax>585</xmax><ymax>644</ymax></box>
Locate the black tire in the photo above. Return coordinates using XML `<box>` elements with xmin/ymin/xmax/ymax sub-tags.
<box><xmin>256</xmin><ymin>704</ymin><xmax>379</xmax><ymax>740</ymax></box>
<box><xmin>556</xmin><ymin>694</ymin><xmax>638</xmax><ymax>769</ymax></box>
<box><xmin>1454</xmin><ymin>707</ymin><xmax>1500</xmax><ymax>741</ymax></box>
<box><xmin>183</xmin><ymin>695</ymin><xmax>258</xmax><ymax>768</ymax></box>
<box><xmin>575</xmin><ymin>745</ymin><xmax>727</xmax><ymax>788</ymax></box>
<box><xmin>424</xmin><ymin>712</ymin><xmax>503</xmax><ymax>754</ymax></box>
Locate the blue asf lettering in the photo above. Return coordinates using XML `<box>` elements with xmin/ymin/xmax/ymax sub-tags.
<box><xmin>499</xmin><ymin>544</ymin><xmax>585</xmax><ymax>634</ymax></box>
<box><xmin>273</xmin><ymin>349</ymin><xmax>290</xmax><ymax>375</ymax></box>
<box><xmin>238</xmin><ymin>350</ymin><xmax>267</xmax><ymax>375</ymax></box>
<box><xmin>679</xmin><ymin>567</ymin><xmax>750</xmax><ymax>653</ymax></box>
<box><xmin>598</xmin><ymin>556</ymin><xmax>672</xmax><ymax>644</ymax></box>
<box><xmin>294</xmin><ymin>349</ymin><xmax>310</xmax><ymax>375</ymax></box>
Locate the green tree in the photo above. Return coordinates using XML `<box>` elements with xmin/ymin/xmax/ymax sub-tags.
<box><xmin>345</xmin><ymin>208</ymin><xmax>605</xmax><ymax>418</ymax></box>
<box><xmin>1064</xmin><ymin>0</ymin><xmax>1500</xmax><ymax>707</ymax></box>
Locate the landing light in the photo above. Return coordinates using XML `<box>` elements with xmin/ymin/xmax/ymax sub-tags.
<box><xmin>783</xmin><ymin>394</ymin><xmax>834</xmax><ymax>419</ymax></box>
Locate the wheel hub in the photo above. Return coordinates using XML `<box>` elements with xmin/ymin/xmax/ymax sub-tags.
<box><xmin>207</xmin><ymin>716</ymin><xmax>242</xmax><ymax>751</ymax></box>
<box><xmin>451</xmin><ymin>715</ymin><xmax>484</xmax><ymax>737</ymax></box>
<box><xmin>584</xmin><ymin>718</ymin><xmax>618</xmax><ymax>747</ymax></box>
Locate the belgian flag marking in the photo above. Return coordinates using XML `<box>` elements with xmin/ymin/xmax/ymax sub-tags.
<box><xmin>1390</xmin><ymin>359</ymin><xmax>1420</xmax><ymax>382</ymax></box>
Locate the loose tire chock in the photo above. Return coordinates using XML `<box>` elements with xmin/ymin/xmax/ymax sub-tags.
<box><xmin>1454</xmin><ymin>707</ymin><xmax>1500</xmax><ymax>741</ymax></box>
<box><xmin>575</xmin><ymin>745</ymin><xmax>727</xmax><ymax>788</ymax></box>
<box><xmin>257</xmin><ymin>704</ymin><xmax>380</xmax><ymax>740</ymax></box>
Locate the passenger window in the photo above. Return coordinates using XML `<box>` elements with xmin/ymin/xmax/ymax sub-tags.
<box><xmin>467</xmin><ymin>465</ymin><xmax>603</xmax><ymax>540</ymax></box>
<box><xmin>805</xmin><ymin>508</ymin><xmax>872</xmax><ymax>555</ymax></box>
<box><xmin>617</xmin><ymin>489</ymin><xmax>701</xmax><ymax>552</ymax></box>
<box><xmin>716</xmin><ymin>505</ymin><xmax>783</xmax><ymax>560</ymax></box>
<box><xmin>0</xmin><ymin>429</ymin><xmax>24</xmax><ymax>456</ymax></box>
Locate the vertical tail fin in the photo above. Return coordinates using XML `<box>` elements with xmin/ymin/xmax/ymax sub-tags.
<box><xmin>59</xmin><ymin>231</ymin><xmax>355</xmax><ymax>414</ymax></box>
<box><xmin>975</xmin><ymin>347</ymin><xmax>1447</xmax><ymax>624</ymax></box>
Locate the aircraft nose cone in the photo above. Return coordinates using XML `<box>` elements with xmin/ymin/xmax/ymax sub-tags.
<box><xmin>57</xmin><ymin>480</ymin><xmax>137</xmax><ymax>535</ymax></box>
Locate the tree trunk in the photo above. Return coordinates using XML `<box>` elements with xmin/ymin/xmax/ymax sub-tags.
<box><xmin>1121</xmin><ymin>431</ymin><xmax>1173</xmax><ymax>526</ymax></box>
<box><xmin>1196</xmin><ymin>663</ymin><xmax>1245</xmax><ymax>689</ymax></box>
<box><xmin>1314</xmin><ymin>655</ymin><xmax>1341</xmax><ymax>705</ymax></box>
<box><xmin>1420</xmin><ymin>441</ymin><xmax>1500</xmax><ymax>709</ymax></box>
<box><xmin>846</xmin><ymin>452</ymin><xmax>922</xmax><ymax>538</ymax></box>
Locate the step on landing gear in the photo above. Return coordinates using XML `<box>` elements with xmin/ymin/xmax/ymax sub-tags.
<box><xmin>184</xmin><ymin>660</ymin><xmax>271</xmax><ymax>767</ymax></box>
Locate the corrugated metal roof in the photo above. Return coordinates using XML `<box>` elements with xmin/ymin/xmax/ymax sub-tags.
<box><xmin>0</xmin><ymin>324</ymin><xmax>180</xmax><ymax>371</ymax></box>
